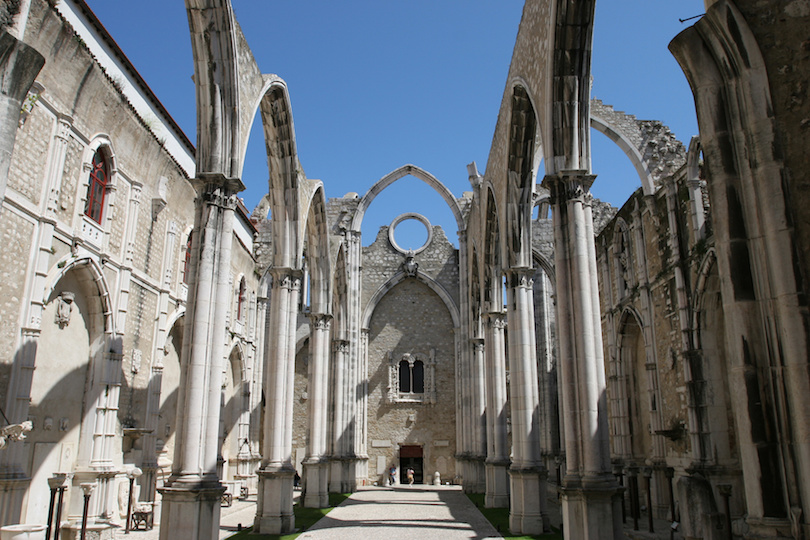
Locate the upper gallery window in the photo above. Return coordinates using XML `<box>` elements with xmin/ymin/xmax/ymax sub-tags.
<box><xmin>84</xmin><ymin>150</ymin><xmax>109</xmax><ymax>224</ymax></box>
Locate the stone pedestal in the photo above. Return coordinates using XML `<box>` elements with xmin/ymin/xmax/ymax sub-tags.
<box><xmin>560</xmin><ymin>476</ymin><xmax>623</xmax><ymax>540</ymax></box>
<box><xmin>302</xmin><ymin>459</ymin><xmax>329</xmax><ymax>508</ymax></box>
<box><xmin>159</xmin><ymin>483</ymin><xmax>225</xmax><ymax>540</ymax></box>
<box><xmin>485</xmin><ymin>459</ymin><xmax>510</xmax><ymax>508</ymax></box>
<box><xmin>462</xmin><ymin>456</ymin><xmax>486</xmax><ymax>493</ymax></box>
<box><xmin>254</xmin><ymin>467</ymin><xmax>295</xmax><ymax>535</ymax></box>
<box><xmin>509</xmin><ymin>466</ymin><xmax>549</xmax><ymax>535</ymax></box>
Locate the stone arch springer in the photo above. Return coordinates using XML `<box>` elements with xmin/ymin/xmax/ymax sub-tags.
<box><xmin>531</xmin><ymin>250</ymin><xmax>555</xmax><ymax>285</ymax></box>
<box><xmin>350</xmin><ymin>164</ymin><xmax>464</xmax><ymax>234</ymax></box>
<box><xmin>507</xmin><ymin>76</ymin><xmax>545</xmax><ymax>181</ymax></box>
<box><xmin>245</xmin><ymin>75</ymin><xmax>299</xmax><ymax>188</ymax></box>
<box><xmin>300</xmin><ymin>180</ymin><xmax>332</xmax><ymax>315</ymax></box>
<box><xmin>361</xmin><ymin>271</ymin><xmax>460</xmax><ymax>331</ymax></box>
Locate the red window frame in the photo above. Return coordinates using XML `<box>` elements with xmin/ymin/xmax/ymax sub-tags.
<box><xmin>84</xmin><ymin>150</ymin><xmax>108</xmax><ymax>223</ymax></box>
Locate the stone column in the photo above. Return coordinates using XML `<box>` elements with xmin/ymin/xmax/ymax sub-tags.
<box><xmin>159</xmin><ymin>179</ymin><xmax>240</xmax><ymax>540</ymax></box>
<box><xmin>542</xmin><ymin>171</ymin><xmax>621</xmax><ymax>540</ymax></box>
<box><xmin>302</xmin><ymin>313</ymin><xmax>331</xmax><ymax>508</ymax></box>
<box><xmin>468</xmin><ymin>338</ymin><xmax>487</xmax><ymax>493</ymax></box>
<box><xmin>254</xmin><ymin>267</ymin><xmax>300</xmax><ymax>535</ymax></box>
<box><xmin>505</xmin><ymin>267</ymin><xmax>548</xmax><ymax>535</ymax></box>
<box><xmin>345</xmin><ymin>231</ymin><xmax>365</xmax><ymax>487</ymax></box>
<box><xmin>483</xmin><ymin>310</ymin><xmax>509</xmax><ymax>508</ymax></box>
<box><xmin>329</xmin><ymin>339</ymin><xmax>350</xmax><ymax>493</ymax></box>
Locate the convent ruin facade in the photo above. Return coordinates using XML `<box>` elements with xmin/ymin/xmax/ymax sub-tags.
<box><xmin>0</xmin><ymin>0</ymin><xmax>809</xmax><ymax>539</ymax></box>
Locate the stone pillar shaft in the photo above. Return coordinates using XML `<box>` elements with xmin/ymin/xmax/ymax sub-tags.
<box><xmin>303</xmin><ymin>313</ymin><xmax>331</xmax><ymax>508</ymax></box>
<box><xmin>469</xmin><ymin>338</ymin><xmax>487</xmax><ymax>492</ymax></box>
<box><xmin>160</xmin><ymin>181</ymin><xmax>239</xmax><ymax>540</ymax></box>
<box><xmin>254</xmin><ymin>266</ymin><xmax>300</xmax><ymax>535</ymax></box>
<box><xmin>176</xmin><ymin>189</ymin><xmax>234</xmax><ymax>478</ymax></box>
<box><xmin>484</xmin><ymin>310</ymin><xmax>509</xmax><ymax>508</ymax></box>
<box><xmin>542</xmin><ymin>171</ymin><xmax>621</xmax><ymax>540</ymax></box>
<box><xmin>505</xmin><ymin>267</ymin><xmax>542</xmax><ymax>468</ymax></box>
<box><xmin>282</xmin><ymin>278</ymin><xmax>301</xmax><ymax>461</ymax></box>
<box><xmin>263</xmin><ymin>268</ymin><xmax>297</xmax><ymax>465</ymax></box>
<box><xmin>505</xmin><ymin>267</ymin><xmax>547</xmax><ymax>534</ymax></box>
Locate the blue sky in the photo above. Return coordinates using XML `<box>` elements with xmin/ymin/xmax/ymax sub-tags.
<box><xmin>83</xmin><ymin>1</ymin><xmax>704</xmax><ymax>250</ymax></box>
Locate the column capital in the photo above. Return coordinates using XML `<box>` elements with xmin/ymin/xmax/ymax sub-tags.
<box><xmin>505</xmin><ymin>267</ymin><xmax>535</xmax><ymax>289</ymax></box>
<box><xmin>332</xmin><ymin>339</ymin><xmax>350</xmax><ymax>354</ymax></box>
<box><xmin>470</xmin><ymin>338</ymin><xmax>485</xmax><ymax>353</ymax></box>
<box><xmin>269</xmin><ymin>267</ymin><xmax>304</xmax><ymax>291</ymax></box>
<box><xmin>541</xmin><ymin>171</ymin><xmax>596</xmax><ymax>205</ymax></box>
<box><xmin>191</xmin><ymin>174</ymin><xmax>245</xmax><ymax>197</ymax></box>
<box><xmin>309</xmin><ymin>312</ymin><xmax>333</xmax><ymax>330</ymax></box>
<box><xmin>484</xmin><ymin>311</ymin><xmax>507</xmax><ymax>329</ymax></box>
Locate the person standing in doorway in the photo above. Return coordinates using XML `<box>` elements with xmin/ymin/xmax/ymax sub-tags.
<box><xmin>389</xmin><ymin>466</ymin><xmax>397</xmax><ymax>486</ymax></box>
<box><xmin>407</xmin><ymin>467</ymin><xmax>414</xmax><ymax>486</ymax></box>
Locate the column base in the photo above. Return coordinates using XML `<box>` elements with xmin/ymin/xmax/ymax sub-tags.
<box><xmin>302</xmin><ymin>458</ymin><xmax>329</xmax><ymax>508</ymax></box>
<box><xmin>328</xmin><ymin>457</ymin><xmax>360</xmax><ymax>493</ymax></box>
<box><xmin>485</xmin><ymin>460</ymin><xmax>510</xmax><ymax>508</ymax></box>
<box><xmin>560</xmin><ymin>474</ymin><xmax>623</xmax><ymax>540</ymax></box>
<box><xmin>509</xmin><ymin>465</ymin><xmax>549</xmax><ymax>535</ymax></box>
<box><xmin>462</xmin><ymin>456</ymin><xmax>486</xmax><ymax>493</ymax></box>
<box><xmin>158</xmin><ymin>479</ymin><xmax>225</xmax><ymax>540</ymax></box>
<box><xmin>254</xmin><ymin>466</ymin><xmax>295</xmax><ymax>535</ymax></box>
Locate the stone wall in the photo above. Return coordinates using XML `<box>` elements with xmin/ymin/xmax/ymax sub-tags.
<box><xmin>365</xmin><ymin>278</ymin><xmax>457</xmax><ymax>483</ymax></box>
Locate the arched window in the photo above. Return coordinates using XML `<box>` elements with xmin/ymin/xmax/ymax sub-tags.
<box><xmin>84</xmin><ymin>150</ymin><xmax>109</xmax><ymax>223</ymax></box>
<box><xmin>182</xmin><ymin>232</ymin><xmax>193</xmax><ymax>284</ymax></box>
<box><xmin>236</xmin><ymin>277</ymin><xmax>246</xmax><ymax>321</ymax></box>
<box><xmin>388</xmin><ymin>351</ymin><xmax>436</xmax><ymax>404</ymax></box>
<box><xmin>398</xmin><ymin>356</ymin><xmax>424</xmax><ymax>394</ymax></box>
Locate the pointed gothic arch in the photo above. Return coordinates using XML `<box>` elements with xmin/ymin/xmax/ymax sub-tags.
<box><xmin>350</xmin><ymin>164</ymin><xmax>464</xmax><ymax>234</ymax></box>
<box><xmin>361</xmin><ymin>270</ymin><xmax>460</xmax><ymax>331</ymax></box>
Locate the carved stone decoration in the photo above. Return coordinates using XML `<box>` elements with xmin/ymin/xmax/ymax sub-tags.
<box><xmin>131</xmin><ymin>348</ymin><xmax>142</xmax><ymax>374</ymax></box>
<box><xmin>0</xmin><ymin>421</ymin><xmax>33</xmax><ymax>450</ymax></box>
<box><xmin>403</xmin><ymin>251</ymin><xmax>418</xmax><ymax>277</ymax></box>
<box><xmin>54</xmin><ymin>291</ymin><xmax>75</xmax><ymax>328</ymax></box>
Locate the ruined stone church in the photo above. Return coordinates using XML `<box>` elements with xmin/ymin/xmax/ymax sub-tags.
<box><xmin>1</xmin><ymin>0</ymin><xmax>809</xmax><ymax>539</ymax></box>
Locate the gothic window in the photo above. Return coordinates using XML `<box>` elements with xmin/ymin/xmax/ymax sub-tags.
<box><xmin>388</xmin><ymin>351</ymin><xmax>436</xmax><ymax>404</ymax></box>
<box><xmin>84</xmin><ymin>150</ymin><xmax>109</xmax><ymax>224</ymax></box>
<box><xmin>182</xmin><ymin>232</ymin><xmax>193</xmax><ymax>284</ymax></box>
<box><xmin>398</xmin><ymin>357</ymin><xmax>424</xmax><ymax>394</ymax></box>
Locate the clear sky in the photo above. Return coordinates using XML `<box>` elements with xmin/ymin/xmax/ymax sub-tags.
<box><xmin>82</xmin><ymin>0</ymin><xmax>705</xmax><ymax>249</ymax></box>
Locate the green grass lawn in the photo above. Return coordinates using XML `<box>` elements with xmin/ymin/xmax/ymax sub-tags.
<box><xmin>225</xmin><ymin>492</ymin><xmax>350</xmax><ymax>540</ymax></box>
<box><xmin>466</xmin><ymin>493</ymin><xmax>563</xmax><ymax>540</ymax></box>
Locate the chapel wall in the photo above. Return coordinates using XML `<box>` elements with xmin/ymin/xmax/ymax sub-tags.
<box><xmin>361</xmin><ymin>227</ymin><xmax>459</xmax><ymax>484</ymax></box>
